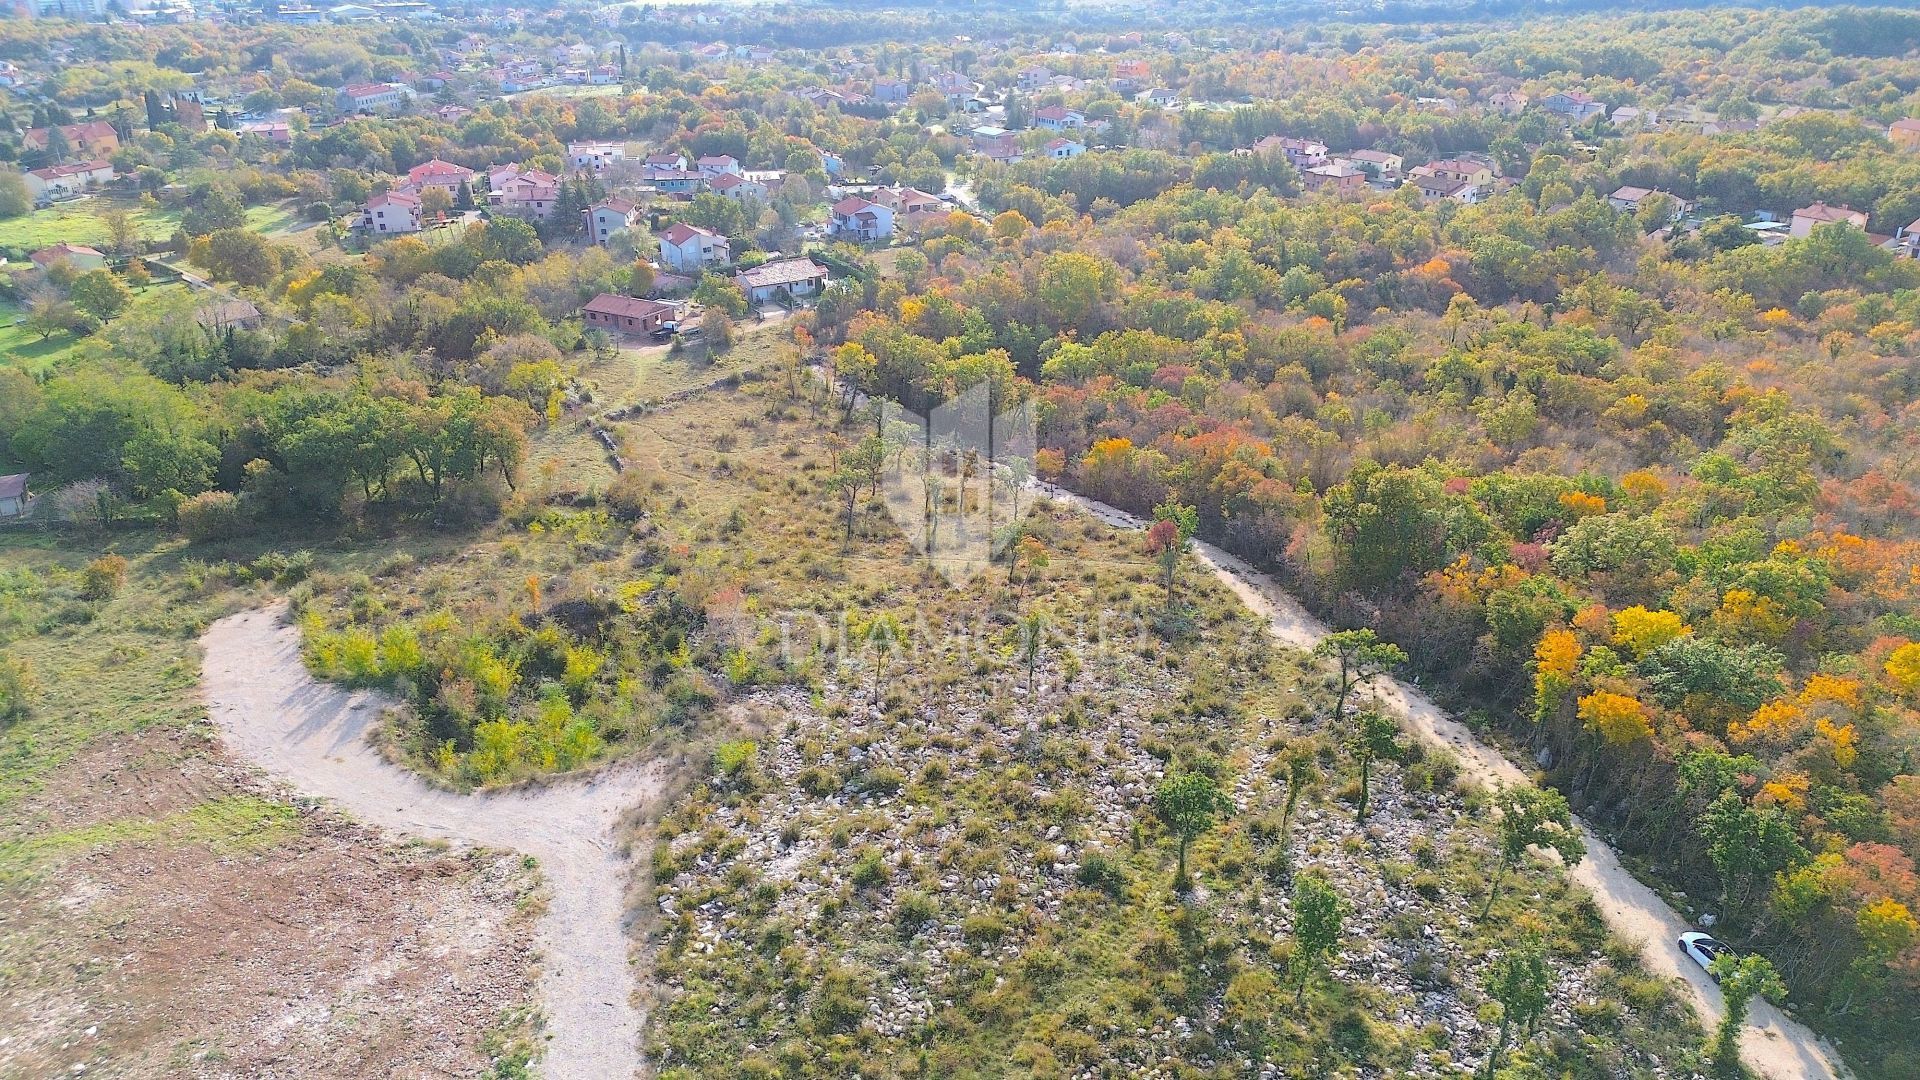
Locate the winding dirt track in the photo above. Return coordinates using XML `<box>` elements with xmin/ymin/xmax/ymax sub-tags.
<box><xmin>201</xmin><ymin>604</ymin><xmax>658</xmax><ymax>1080</ymax></box>
<box><xmin>1035</xmin><ymin>481</ymin><xmax>1851</xmax><ymax>1080</ymax></box>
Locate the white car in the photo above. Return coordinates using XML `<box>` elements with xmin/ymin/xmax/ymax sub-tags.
<box><xmin>1678</xmin><ymin>931</ymin><xmax>1732</xmax><ymax>976</ymax></box>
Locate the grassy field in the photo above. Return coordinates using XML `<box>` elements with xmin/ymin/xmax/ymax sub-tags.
<box><xmin>0</xmin><ymin>280</ymin><xmax>191</xmax><ymax>377</ymax></box>
<box><xmin>0</xmin><ymin>198</ymin><xmax>306</xmax><ymax>253</ymax></box>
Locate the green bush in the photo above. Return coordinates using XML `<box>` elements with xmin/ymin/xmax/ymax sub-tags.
<box><xmin>177</xmin><ymin>490</ymin><xmax>251</xmax><ymax>542</ymax></box>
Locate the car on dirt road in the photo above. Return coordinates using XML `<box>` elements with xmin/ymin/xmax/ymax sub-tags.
<box><xmin>1678</xmin><ymin>931</ymin><xmax>1732</xmax><ymax>976</ymax></box>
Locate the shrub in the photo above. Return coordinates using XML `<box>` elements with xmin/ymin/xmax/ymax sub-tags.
<box><xmin>0</xmin><ymin>653</ymin><xmax>33</xmax><ymax>721</ymax></box>
<box><xmin>713</xmin><ymin>739</ymin><xmax>757</xmax><ymax>777</ymax></box>
<box><xmin>79</xmin><ymin>555</ymin><xmax>128</xmax><ymax>600</ymax></box>
<box><xmin>853</xmin><ymin>765</ymin><xmax>905</xmax><ymax>795</ymax></box>
<box><xmin>850</xmin><ymin>847</ymin><xmax>887</xmax><ymax>889</ymax></box>
<box><xmin>895</xmin><ymin>891</ymin><xmax>938</xmax><ymax>935</ymax></box>
<box><xmin>177</xmin><ymin>491</ymin><xmax>251</xmax><ymax>542</ymax></box>
<box><xmin>1076</xmin><ymin>851</ymin><xmax>1130</xmax><ymax>897</ymax></box>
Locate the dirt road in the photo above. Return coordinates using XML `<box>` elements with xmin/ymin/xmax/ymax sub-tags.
<box><xmin>201</xmin><ymin>605</ymin><xmax>659</xmax><ymax>1080</ymax></box>
<box><xmin>1034</xmin><ymin>482</ymin><xmax>1851</xmax><ymax>1080</ymax></box>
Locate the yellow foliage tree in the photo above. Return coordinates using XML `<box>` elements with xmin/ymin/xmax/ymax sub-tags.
<box><xmin>1532</xmin><ymin>628</ymin><xmax>1581</xmax><ymax>722</ymax></box>
<box><xmin>1611</xmin><ymin>606</ymin><xmax>1690</xmax><ymax>658</ymax></box>
<box><xmin>1620</xmin><ymin>470</ymin><xmax>1668</xmax><ymax>503</ymax></box>
<box><xmin>1799</xmin><ymin>672</ymin><xmax>1863</xmax><ymax>712</ymax></box>
<box><xmin>1558</xmin><ymin>490</ymin><xmax>1607</xmax><ymax>518</ymax></box>
<box><xmin>1758</xmin><ymin>772</ymin><xmax>1810</xmax><ymax>812</ymax></box>
<box><xmin>1885</xmin><ymin>642</ymin><xmax>1920</xmax><ymax>693</ymax></box>
<box><xmin>1578</xmin><ymin>691</ymin><xmax>1654</xmax><ymax>745</ymax></box>
<box><xmin>1715</xmin><ymin>588</ymin><xmax>1791</xmax><ymax>640</ymax></box>
<box><xmin>1730</xmin><ymin>698</ymin><xmax>1805</xmax><ymax>744</ymax></box>
<box><xmin>1857</xmin><ymin>897</ymin><xmax>1920</xmax><ymax>960</ymax></box>
<box><xmin>1814</xmin><ymin>717</ymin><xmax>1860</xmax><ymax>768</ymax></box>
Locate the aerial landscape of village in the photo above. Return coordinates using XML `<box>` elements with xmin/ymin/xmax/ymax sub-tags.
<box><xmin>5</xmin><ymin>0</ymin><xmax>1920</xmax><ymax>1076</ymax></box>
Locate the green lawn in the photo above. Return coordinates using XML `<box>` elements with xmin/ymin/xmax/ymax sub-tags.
<box><xmin>0</xmin><ymin>281</ymin><xmax>189</xmax><ymax>377</ymax></box>
<box><xmin>0</xmin><ymin>199</ymin><xmax>306</xmax><ymax>254</ymax></box>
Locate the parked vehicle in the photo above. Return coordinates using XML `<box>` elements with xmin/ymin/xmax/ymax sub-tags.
<box><xmin>1678</xmin><ymin>931</ymin><xmax>1732</xmax><ymax>976</ymax></box>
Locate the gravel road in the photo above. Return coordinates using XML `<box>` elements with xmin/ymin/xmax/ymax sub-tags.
<box><xmin>201</xmin><ymin>604</ymin><xmax>658</xmax><ymax>1079</ymax></box>
<box><xmin>1034</xmin><ymin>481</ymin><xmax>1851</xmax><ymax>1080</ymax></box>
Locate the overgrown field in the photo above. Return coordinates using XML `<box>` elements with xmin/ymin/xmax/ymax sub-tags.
<box><xmin>0</xmin><ymin>525</ymin><xmax>542</xmax><ymax>1076</ymax></box>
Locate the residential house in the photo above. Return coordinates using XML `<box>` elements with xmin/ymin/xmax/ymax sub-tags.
<box><xmin>1790</xmin><ymin>201</ymin><xmax>1868</xmax><ymax>238</ymax></box>
<box><xmin>828</xmin><ymin>196</ymin><xmax>895</xmax><ymax>241</ymax></box>
<box><xmin>1607</xmin><ymin>185</ymin><xmax>1692</xmax><ymax>219</ymax></box>
<box><xmin>871</xmin><ymin>186</ymin><xmax>945</xmax><ymax>215</ymax></box>
<box><xmin>360</xmin><ymin>190</ymin><xmax>422</xmax><ymax>234</ymax></box>
<box><xmin>1542</xmin><ymin>90</ymin><xmax>1607</xmax><ymax>122</ymax></box>
<box><xmin>1302</xmin><ymin>162</ymin><xmax>1366</xmax><ymax>192</ymax></box>
<box><xmin>1489</xmin><ymin>91</ymin><xmax>1529</xmax><ymax>115</ymax></box>
<box><xmin>23</xmin><ymin>160</ymin><xmax>112</xmax><ymax>200</ymax></box>
<box><xmin>1891</xmin><ymin>118</ymin><xmax>1920</xmax><ymax>151</ymax></box>
<box><xmin>644</xmin><ymin>151</ymin><xmax>689</xmax><ymax>171</ymax></box>
<box><xmin>657</xmin><ymin>222</ymin><xmax>729</xmax><ymax>272</ymax></box>
<box><xmin>971</xmin><ymin>129</ymin><xmax>1022</xmax><ymax>164</ymax></box>
<box><xmin>1017</xmin><ymin>66</ymin><xmax>1053</xmax><ymax>91</ymax></box>
<box><xmin>1409</xmin><ymin>175</ymin><xmax>1478</xmax><ymax>204</ymax></box>
<box><xmin>696</xmin><ymin>155</ymin><xmax>743</xmax><ymax>177</ymax></box>
<box><xmin>1113</xmin><ymin>59</ymin><xmax>1151</xmax><ymax>86</ymax></box>
<box><xmin>237</xmin><ymin>120</ymin><xmax>294</xmax><ymax>145</ymax></box>
<box><xmin>643</xmin><ymin>167</ymin><xmax>703</xmax><ymax>195</ymax></box>
<box><xmin>1333</xmin><ymin>149</ymin><xmax>1403</xmax><ymax>180</ymax></box>
<box><xmin>582</xmin><ymin>293</ymin><xmax>675</xmax><ymax>337</ymax></box>
<box><xmin>435</xmin><ymin>105</ymin><xmax>472</xmax><ymax>123</ymax></box>
<box><xmin>494</xmin><ymin>170</ymin><xmax>560</xmax><ymax>218</ymax></box>
<box><xmin>406</xmin><ymin>158</ymin><xmax>474</xmax><ymax>195</ymax></box>
<box><xmin>707</xmin><ymin>172</ymin><xmax>767</xmax><ymax>204</ymax></box>
<box><xmin>1135</xmin><ymin>87</ymin><xmax>1179</xmax><ymax>107</ymax></box>
<box><xmin>931</xmin><ymin>71</ymin><xmax>982</xmax><ymax>108</ymax></box>
<box><xmin>872</xmin><ymin>78</ymin><xmax>912</xmax><ymax>104</ymax></box>
<box><xmin>735</xmin><ymin>258</ymin><xmax>829</xmax><ymax>304</ymax></box>
<box><xmin>568</xmin><ymin>141</ymin><xmax>626</xmax><ymax>170</ymax></box>
<box><xmin>22</xmin><ymin>121</ymin><xmax>120</xmax><ymax>159</ymax></box>
<box><xmin>1609</xmin><ymin>105</ymin><xmax>1657</xmax><ymax>130</ymax></box>
<box><xmin>0</xmin><ymin>474</ymin><xmax>28</xmax><ymax>520</ymax></box>
<box><xmin>1254</xmin><ymin>136</ymin><xmax>1329</xmax><ymax>168</ymax></box>
<box><xmin>1043</xmin><ymin>137</ymin><xmax>1085</xmax><ymax>160</ymax></box>
<box><xmin>337</xmin><ymin>82</ymin><xmax>410</xmax><ymax>112</ymax></box>
<box><xmin>1032</xmin><ymin>105</ymin><xmax>1085</xmax><ymax>130</ymax></box>
<box><xmin>195</xmin><ymin>298</ymin><xmax>265</xmax><ymax>332</ymax></box>
<box><xmin>1895</xmin><ymin>216</ymin><xmax>1920</xmax><ymax>259</ymax></box>
<box><xmin>586</xmin><ymin>197</ymin><xmax>642</xmax><ymax>247</ymax></box>
<box><xmin>1423</xmin><ymin>159</ymin><xmax>1494</xmax><ymax>189</ymax></box>
<box><xmin>29</xmin><ymin>243</ymin><xmax>107</xmax><ymax>271</ymax></box>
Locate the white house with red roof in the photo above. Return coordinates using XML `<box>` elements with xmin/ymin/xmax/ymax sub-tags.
<box><xmin>644</xmin><ymin>151</ymin><xmax>688</xmax><ymax>170</ymax></box>
<box><xmin>829</xmin><ymin>195</ymin><xmax>894</xmax><ymax>241</ymax></box>
<box><xmin>586</xmin><ymin>197</ymin><xmax>642</xmax><ymax>247</ymax></box>
<box><xmin>658</xmin><ymin>222</ymin><xmax>730</xmax><ymax>272</ymax></box>
<box><xmin>360</xmin><ymin>190</ymin><xmax>422</xmax><ymax>234</ymax></box>
<box><xmin>696</xmin><ymin>154</ymin><xmax>744</xmax><ymax>177</ymax></box>
<box><xmin>337</xmin><ymin>82</ymin><xmax>411</xmax><ymax>113</ymax></box>
<box><xmin>871</xmin><ymin>186</ymin><xmax>944</xmax><ymax>215</ymax></box>
<box><xmin>1033</xmin><ymin>105</ymin><xmax>1085</xmax><ymax>131</ymax></box>
<box><xmin>1044</xmin><ymin>137</ymin><xmax>1085</xmax><ymax>159</ymax></box>
<box><xmin>29</xmin><ymin>243</ymin><xmax>106</xmax><ymax>271</ymax></box>
<box><xmin>407</xmin><ymin>158</ymin><xmax>475</xmax><ymax>195</ymax></box>
<box><xmin>23</xmin><ymin>160</ymin><xmax>112</xmax><ymax>200</ymax></box>
<box><xmin>493</xmin><ymin>169</ymin><xmax>561</xmax><ymax>218</ymax></box>
<box><xmin>707</xmin><ymin>172</ymin><xmax>767</xmax><ymax>204</ymax></box>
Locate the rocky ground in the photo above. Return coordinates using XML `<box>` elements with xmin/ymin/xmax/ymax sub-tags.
<box><xmin>641</xmin><ymin>585</ymin><xmax>1702</xmax><ymax>1078</ymax></box>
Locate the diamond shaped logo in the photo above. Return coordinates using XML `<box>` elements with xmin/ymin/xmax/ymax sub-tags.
<box><xmin>875</xmin><ymin>381</ymin><xmax>1038</xmax><ymax>585</ymax></box>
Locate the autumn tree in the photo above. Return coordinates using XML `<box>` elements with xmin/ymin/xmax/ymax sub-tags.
<box><xmin>1145</xmin><ymin>499</ymin><xmax>1197</xmax><ymax>612</ymax></box>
